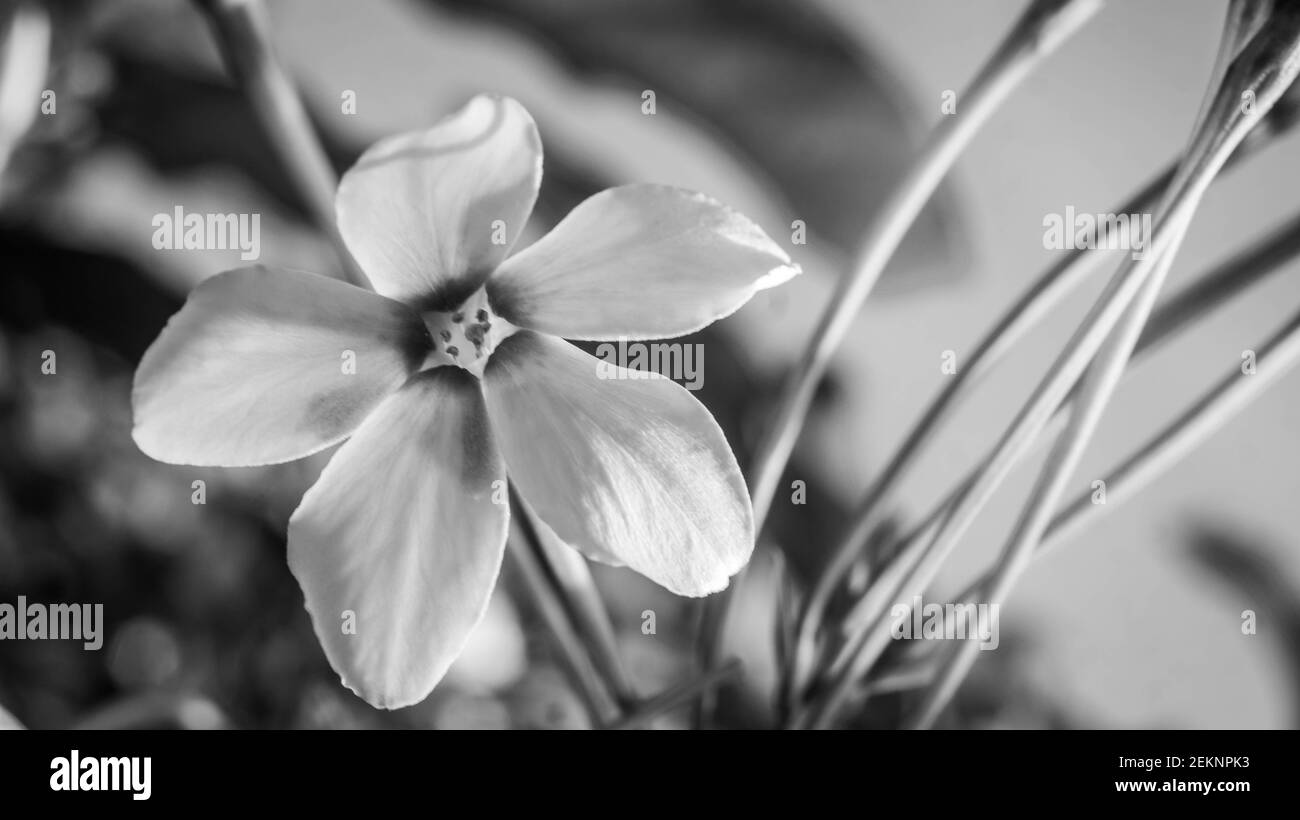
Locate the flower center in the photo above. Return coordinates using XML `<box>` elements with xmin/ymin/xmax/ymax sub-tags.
<box><xmin>421</xmin><ymin>288</ymin><xmax>508</xmax><ymax>376</ymax></box>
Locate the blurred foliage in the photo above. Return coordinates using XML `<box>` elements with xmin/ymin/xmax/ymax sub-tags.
<box><xmin>430</xmin><ymin>0</ymin><xmax>968</xmax><ymax>294</ymax></box>
<box><xmin>1186</xmin><ymin>526</ymin><xmax>1300</xmax><ymax>729</ymax></box>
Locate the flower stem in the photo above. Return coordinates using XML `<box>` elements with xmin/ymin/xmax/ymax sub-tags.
<box><xmin>960</xmin><ymin>303</ymin><xmax>1300</xmax><ymax>609</ymax></box>
<box><xmin>902</xmin><ymin>307</ymin><xmax>1300</xmax><ymax>722</ymax></box>
<box><xmin>193</xmin><ymin>0</ymin><xmax>369</xmax><ymax>289</ymax></box>
<box><xmin>798</xmin><ymin>3</ymin><xmax>1300</xmax><ymax>730</ymax></box>
<box><xmin>859</xmin><ymin>299</ymin><xmax>1300</xmax><ymax>700</ymax></box>
<box><xmin>746</xmin><ymin>0</ymin><xmax>1103</xmax><ymax>535</ymax></box>
<box><xmin>508</xmin><ymin>484</ymin><xmax>622</xmax><ymax>727</ymax></box>
<box><xmin>520</xmin><ymin>493</ymin><xmax>636</xmax><ymax>706</ymax></box>
<box><xmin>609</xmin><ymin>660</ymin><xmax>742</xmax><ymax>730</ymax></box>
<box><xmin>904</xmin><ymin>0</ymin><xmax>1300</xmax><ymax>730</ymax></box>
<box><xmin>832</xmin><ymin>206</ymin><xmax>1300</xmax><ymax>671</ymax></box>
<box><xmin>786</xmin><ymin>0</ymin><xmax>1300</xmax><ymax>711</ymax></box>
<box><xmin>782</xmin><ymin>171</ymin><xmax>1163</xmax><ymax>712</ymax></box>
<box><xmin>702</xmin><ymin>0</ymin><xmax>1104</xmax><ymax>684</ymax></box>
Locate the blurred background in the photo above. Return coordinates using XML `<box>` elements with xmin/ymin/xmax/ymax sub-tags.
<box><xmin>1</xmin><ymin>0</ymin><xmax>1298</xmax><ymax>729</ymax></box>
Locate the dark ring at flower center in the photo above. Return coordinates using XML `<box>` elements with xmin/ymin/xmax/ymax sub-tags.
<box><xmin>421</xmin><ymin>288</ymin><xmax>500</xmax><ymax>374</ymax></box>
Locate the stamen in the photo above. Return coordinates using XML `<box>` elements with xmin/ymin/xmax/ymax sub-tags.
<box><xmin>419</xmin><ymin>288</ymin><xmax>505</xmax><ymax>373</ymax></box>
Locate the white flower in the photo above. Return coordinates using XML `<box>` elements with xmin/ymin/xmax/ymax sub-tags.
<box><xmin>132</xmin><ymin>95</ymin><xmax>800</xmax><ymax>708</ymax></box>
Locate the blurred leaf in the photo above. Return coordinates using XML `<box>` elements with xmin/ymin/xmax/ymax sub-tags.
<box><xmin>69</xmin><ymin>693</ymin><xmax>230</xmax><ymax>730</ymax></box>
<box><xmin>430</xmin><ymin>0</ymin><xmax>968</xmax><ymax>293</ymax></box>
<box><xmin>1187</xmin><ymin>525</ymin><xmax>1300</xmax><ymax>728</ymax></box>
<box><xmin>97</xmin><ymin>54</ymin><xmax>318</xmax><ymax>219</ymax></box>
<box><xmin>0</xmin><ymin>226</ymin><xmax>179</xmax><ymax>362</ymax></box>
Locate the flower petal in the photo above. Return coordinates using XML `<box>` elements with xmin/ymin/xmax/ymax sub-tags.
<box><xmin>337</xmin><ymin>94</ymin><xmax>542</xmax><ymax>309</ymax></box>
<box><xmin>487</xmin><ymin>184</ymin><xmax>799</xmax><ymax>340</ymax></box>
<box><xmin>484</xmin><ymin>331</ymin><xmax>753</xmax><ymax>596</ymax></box>
<box><xmin>133</xmin><ymin>266</ymin><xmax>429</xmax><ymax>467</ymax></box>
<box><xmin>288</xmin><ymin>367</ymin><xmax>508</xmax><ymax>709</ymax></box>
